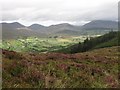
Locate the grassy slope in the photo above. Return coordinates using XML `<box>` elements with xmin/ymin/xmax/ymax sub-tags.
<box><xmin>94</xmin><ymin>37</ymin><xmax>118</xmax><ymax>49</ymax></box>
<box><xmin>2</xmin><ymin>46</ymin><xmax>119</xmax><ymax>88</ymax></box>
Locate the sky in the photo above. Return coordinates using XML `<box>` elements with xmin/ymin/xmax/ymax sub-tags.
<box><xmin>0</xmin><ymin>0</ymin><xmax>119</xmax><ymax>26</ymax></box>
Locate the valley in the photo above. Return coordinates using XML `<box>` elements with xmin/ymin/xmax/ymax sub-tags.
<box><xmin>1</xmin><ymin>0</ymin><xmax>119</xmax><ymax>88</ymax></box>
<box><xmin>1</xmin><ymin>20</ymin><xmax>119</xmax><ymax>88</ymax></box>
<box><xmin>1</xmin><ymin>35</ymin><xmax>100</xmax><ymax>53</ymax></box>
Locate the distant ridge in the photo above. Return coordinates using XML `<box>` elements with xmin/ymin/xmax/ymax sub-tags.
<box><xmin>1</xmin><ymin>22</ymin><xmax>45</xmax><ymax>39</ymax></box>
<box><xmin>81</xmin><ymin>20</ymin><xmax>118</xmax><ymax>30</ymax></box>
<box><xmin>1</xmin><ymin>20</ymin><xmax>118</xmax><ymax>39</ymax></box>
<box><xmin>2</xmin><ymin>22</ymin><xmax>25</xmax><ymax>30</ymax></box>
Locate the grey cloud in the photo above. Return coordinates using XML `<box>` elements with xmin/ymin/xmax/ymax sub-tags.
<box><xmin>0</xmin><ymin>0</ymin><xmax>118</xmax><ymax>26</ymax></box>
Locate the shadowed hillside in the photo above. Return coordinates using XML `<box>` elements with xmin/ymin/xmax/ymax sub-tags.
<box><xmin>81</xmin><ymin>20</ymin><xmax>118</xmax><ymax>30</ymax></box>
<box><xmin>57</xmin><ymin>31</ymin><xmax>119</xmax><ymax>53</ymax></box>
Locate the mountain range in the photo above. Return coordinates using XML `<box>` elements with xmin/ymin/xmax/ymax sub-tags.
<box><xmin>1</xmin><ymin>20</ymin><xmax>118</xmax><ymax>39</ymax></box>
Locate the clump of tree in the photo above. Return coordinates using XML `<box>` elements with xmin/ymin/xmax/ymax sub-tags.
<box><xmin>69</xmin><ymin>31</ymin><xmax>119</xmax><ymax>53</ymax></box>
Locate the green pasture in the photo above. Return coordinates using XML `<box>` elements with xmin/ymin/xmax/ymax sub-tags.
<box><xmin>1</xmin><ymin>35</ymin><xmax>100</xmax><ymax>53</ymax></box>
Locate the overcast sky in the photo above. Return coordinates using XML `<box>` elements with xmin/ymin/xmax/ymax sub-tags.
<box><xmin>0</xmin><ymin>0</ymin><xmax>119</xmax><ymax>26</ymax></box>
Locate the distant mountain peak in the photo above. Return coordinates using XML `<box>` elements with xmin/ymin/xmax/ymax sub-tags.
<box><xmin>57</xmin><ymin>23</ymin><xmax>71</xmax><ymax>25</ymax></box>
<box><xmin>1</xmin><ymin>22</ymin><xmax>25</xmax><ymax>29</ymax></box>
<box><xmin>11</xmin><ymin>22</ymin><xmax>21</xmax><ymax>24</ymax></box>
<box><xmin>81</xmin><ymin>20</ymin><xmax>118</xmax><ymax>30</ymax></box>
<box><xmin>29</xmin><ymin>24</ymin><xmax>45</xmax><ymax>27</ymax></box>
<box><xmin>28</xmin><ymin>24</ymin><xmax>46</xmax><ymax>30</ymax></box>
<box><xmin>49</xmin><ymin>23</ymin><xmax>73</xmax><ymax>28</ymax></box>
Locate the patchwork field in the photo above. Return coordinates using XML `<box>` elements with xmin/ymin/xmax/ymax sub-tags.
<box><xmin>1</xmin><ymin>36</ymin><xmax>88</xmax><ymax>53</ymax></box>
<box><xmin>1</xmin><ymin>35</ymin><xmax>101</xmax><ymax>53</ymax></box>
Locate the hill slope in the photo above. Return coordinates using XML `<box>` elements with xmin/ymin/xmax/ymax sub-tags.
<box><xmin>2</xmin><ymin>46</ymin><xmax>119</xmax><ymax>88</ymax></box>
<box><xmin>1</xmin><ymin>22</ymin><xmax>46</xmax><ymax>39</ymax></box>
<box><xmin>55</xmin><ymin>30</ymin><xmax>81</xmax><ymax>36</ymax></box>
<box><xmin>81</xmin><ymin>20</ymin><xmax>118</xmax><ymax>30</ymax></box>
<box><xmin>57</xmin><ymin>31</ymin><xmax>119</xmax><ymax>53</ymax></box>
<box><xmin>2</xmin><ymin>22</ymin><xmax>25</xmax><ymax>29</ymax></box>
<box><xmin>46</xmin><ymin>23</ymin><xmax>80</xmax><ymax>34</ymax></box>
<box><xmin>28</xmin><ymin>24</ymin><xmax>46</xmax><ymax>30</ymax></box>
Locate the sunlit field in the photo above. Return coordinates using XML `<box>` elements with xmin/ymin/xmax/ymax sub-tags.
<box><xmin>1</xmin><ymin>36</ymin><xmax>86</xmax><ymax>53</ymax></box>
